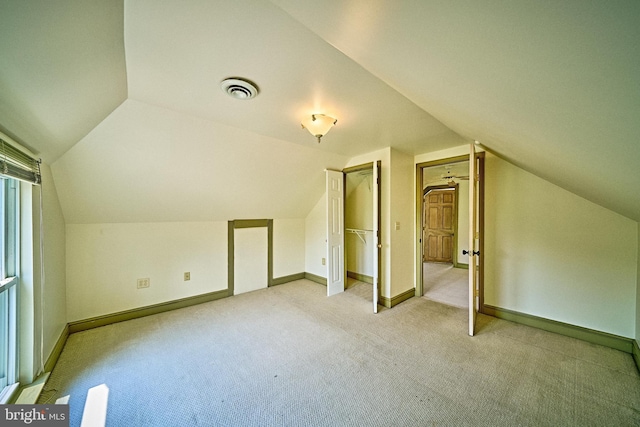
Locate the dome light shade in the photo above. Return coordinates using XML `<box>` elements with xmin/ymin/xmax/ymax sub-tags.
<box><xmin>301</xmin><ymin>114</ymin><xmax>337</xmax><ymax>143</ymax></box>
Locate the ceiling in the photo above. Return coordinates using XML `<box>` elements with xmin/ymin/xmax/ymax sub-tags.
<box><xmin>1</xmin><ymin>0</ymin><xmax>639</xmax><ymax>222</ymax></box>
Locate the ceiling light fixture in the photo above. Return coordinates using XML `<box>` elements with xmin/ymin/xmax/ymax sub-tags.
<box><xmin>301</xmin><ymin>114</ymin><xmax>337</xmax><ymax>143</ymax></box>
<box><xmin>220</xmin><ymin>77</ymin><xmax>259</xmax><ymax>100</ymax></box>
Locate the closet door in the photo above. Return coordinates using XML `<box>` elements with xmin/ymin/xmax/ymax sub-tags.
<box><xmin>468</xmin><ymin>143</ymin><xmax>478</xmax><ymax>336</ymax></box>
<box><xmin>326</xmin><ymin>169</ymin><xmax>345</xmax><ymax>296</ymax></box>
<box><xmin>372</xmin><ymin>162</ymin><xmax>381</xmax><ymax>313</ymax></box>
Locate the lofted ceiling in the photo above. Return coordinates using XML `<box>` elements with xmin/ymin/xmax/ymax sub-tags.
<box><xmin>1</xmin><ymin>0</ymin><xmax>639</xmax><ymax>222</ymax></box>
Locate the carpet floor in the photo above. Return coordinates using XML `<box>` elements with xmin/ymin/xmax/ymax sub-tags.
<box><xmin>423</xmin><ymin>262</ymin><xmax>468</xmax><ymax>308</ymax></box>
<box><xmin>40</xmin><ymin>280</ymin><xmax>640</xmax><ymax>426</ymax></box>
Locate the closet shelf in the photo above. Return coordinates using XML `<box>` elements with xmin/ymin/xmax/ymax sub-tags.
<box><xmin>346</xmin><ymin>228</ymin><xmax>372</xmax><ymax>244</ymax></box>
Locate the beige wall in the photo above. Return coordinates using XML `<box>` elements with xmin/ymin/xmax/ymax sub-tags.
<box><xmin>415</xmin><ymin>145</ymin><xmax>637</xmax><ymax>338</ymax></box>
<box><xmin>345</xmin><ymin>172</ymin><xmax>374</xmax><ymax>277</ymax></box>
<box><xmin>345</xmin><ymin>148</ymin><xmax>391</xmax><ymax>297</ymax></box>
<box><xmin>636</xmin><ymin>224</ymin><xmax>640</xmax><ymax>346</ymax></box>
<box><xmin>66</xmin><ymin>219</ymin><xmax>306</xmax><ymax>322</ymax></box>
<box><xmin>40</xmin><ymin>163</ymin><xmax>67</xmax><ymax>364</ymax></box>
<box><xmin>484</xmin><ymin>153</ymin><xmax>637</xmax><ymax>337</ymax></box>
<box><xmin>273</xmin><ymin>219</ymin><xmax>305</xmax><ymax>278</ymax></box>
<box><xmin>304</xmin><ymin>196</ymin><xmax>326</xmax><ymax>278</ymax></box>
<box><xmin>389</xmin><ymin>148</ymin><xmax>414</xmax><ymax>297</ymax></box>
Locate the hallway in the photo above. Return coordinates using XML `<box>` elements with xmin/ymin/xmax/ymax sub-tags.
<box><xmin>423</xmin><ymin>262</ymin><xmax>468</xmax><ymax>308</ymax></box>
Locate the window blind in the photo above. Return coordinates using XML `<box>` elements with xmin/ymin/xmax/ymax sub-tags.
<box><xmin>0</xmin><ymin>138</ymin><xmax>41</xmax><ymax>185</ymax></box>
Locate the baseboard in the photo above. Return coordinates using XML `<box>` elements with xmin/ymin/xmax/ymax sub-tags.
<box><xmin>380</xmin><ymin>288</ymin><xmax>415</xmax><ymax>309</ymax></box>
<box><xmin>304</xmin><ymin>272</ymin><xmax>327</xmax><ymax>286</ymax></box>
<box><xmin>347</xmin><ymin>271</ymin><xmax>373</xmax><ymax>284</ymax></box>
<box><xmin>44</xmin><ymin>324</ymin><xmax>69</xmax><ymax>373</ymax></box>
<box><xmin>271</xmin><ymin>272</ymin><xmax>305</xmax><ymax>286</ymax></box>
<box><xmin>13</xmin><ymin>373</ymin><xmax>50</xmax><ymax>404</ymax></box>
<box><xmin>453</xmin><ymin>263</ymin><xmax>469</xmax><ymax>269</ymax></box>
<box><xmin>483</xmin><ymin>305</ymin><xmax>633</xmax><ymax>353</ymax></box>
<box><xmin>68</xmin><ymin>289</ymin><xmax>228</xmax><ymax>334</ymax></box>
<box><xmin>632</xmin><ymin>340</ymin><xmax>640</xmax><ymax>374</ymax></box>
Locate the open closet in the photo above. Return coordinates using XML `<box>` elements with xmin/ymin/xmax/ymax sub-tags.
<box><xmin>330</xmin><ymin>161</ymin><xmax>380</xmax><ymax>313</ymax></box>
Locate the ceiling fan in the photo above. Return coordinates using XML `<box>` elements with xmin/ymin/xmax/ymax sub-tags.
<box><xmin>440</xmin><ymin>164</ymin><xmax>469</xmax><ymax>181</ymax></box>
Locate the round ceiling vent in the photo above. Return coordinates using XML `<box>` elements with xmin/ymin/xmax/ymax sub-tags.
<box><xmin>220</xmin><ymin>78</ymin><xmax>259</xmax><ymax>100</ymax></box>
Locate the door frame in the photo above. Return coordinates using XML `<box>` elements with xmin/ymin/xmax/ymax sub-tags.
<box><xmin>423</xmin><ymin>184</ymin><xmax>459</xmax><ymax>266</ymax></box>
<box><xmin>415</xmin><ymin>154</ymin><xmax>485</xmax><ymax>313</ymax></box>
<box><xmin>343</xmin><ymin>161</ymin><xmax>382</xmax><ymax>311</ymax></box>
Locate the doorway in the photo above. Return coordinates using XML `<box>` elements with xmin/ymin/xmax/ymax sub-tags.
<box><xmin>415</xmin><ymin>153</ymin><xmax>484</xmax><ymax>316</ymax></box>
<box><xmin>421</xmin><ymin>161</ymin><xmax>469</xmax><ymax>308</ymax></box>
<box><xmin>339</xmin><ymin>162</ymin><xmax>381</xmax><ymax>313</ymax></box>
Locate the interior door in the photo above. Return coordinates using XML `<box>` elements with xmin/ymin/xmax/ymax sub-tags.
<box><xmin>424</xmin><ymin>189</ymin><xmax>456</xmax><ymax>263</ymax></box>
<box><xmin>372</xmin><ymin>161</ymin><xmax>381</xmax><ymax>313</ymax></box>
<box><xmin>326</xmin><ymin>169</ymin><xmax>345</xmax><ymax>296</ymax></box>
<box><xmin>468</xmin><ymin>144</ymin><xmax>478</xmax><ymax>336</ymax></box>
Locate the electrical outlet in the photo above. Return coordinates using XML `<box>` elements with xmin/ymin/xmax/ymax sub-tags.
<box><xmin>321</xmin><ymin>258</ymin><xmax>326</xmax><ymax>265</ymax></box>
<box><xmin>137</xmin><ymin>278</ymin><xmax>150</xmax><ymax>289</ymax></box>
<box><xmin>184</xmin><ymin>272</ymin><xmax>190</xmax><ymax>281</ymax></box>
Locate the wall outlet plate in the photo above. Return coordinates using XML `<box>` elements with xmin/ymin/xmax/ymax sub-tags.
<box><xmin>184</xmin><ymin>272</ymin><xmax>190</xmax><ymax>281</ymax></box>
<box><xmin>137</xmin><ymin>278</ymin><xmax>150</xmax><ymax>289</ymax></box>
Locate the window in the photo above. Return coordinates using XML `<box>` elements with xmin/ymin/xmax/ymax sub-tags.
<box><xmin>0</xmin><ymin>177</ymin><xmax>19</xmax><ymax>396</ymax></box>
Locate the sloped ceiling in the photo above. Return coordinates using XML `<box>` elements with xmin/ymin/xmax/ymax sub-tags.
<box><xmin>273</xmin><ymin>0</ymin><xmax>640</xmax><ymax>221</ymax></box>
<box><xmin>0</xmin><ymin>0</ymin><xmax>127</xmax><ymax>160</ymax></box>
<box><xmin>1</xmin><ymin>1</ymin><xmax>639</xmax><ymax>222</ymax></box>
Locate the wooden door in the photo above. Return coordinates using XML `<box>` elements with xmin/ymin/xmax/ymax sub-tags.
<box><xmin>424</xmin><ymin>189</ymin><xmax>456</xmax><ymax>263</ymax></box>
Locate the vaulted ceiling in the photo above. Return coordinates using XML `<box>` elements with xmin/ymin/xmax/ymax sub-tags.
<box><xmin>1</xmin><ymin>0</ymin><xmax>639</xmax><ymax>222</ymax></box>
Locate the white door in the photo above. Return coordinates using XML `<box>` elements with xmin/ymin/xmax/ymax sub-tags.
<box><xmin>468</xmin><ymin>143</ymin><xmax>478</xmax><ymax>336</ymax></box>
<box><xmin>372</xmin><ymin>162</ymin><xmax>381</xmax><ymax>313</ymax></box>
<box><xmin>326</xmin><ymin>169</ymin><xmax>345</xmax><ymax>296</ymax></box>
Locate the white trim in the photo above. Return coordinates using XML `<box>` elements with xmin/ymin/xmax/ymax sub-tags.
<box><xmin>0</xmin><ymin>381</ymin><xmax>20</xmax><ymax>404</ymax></box>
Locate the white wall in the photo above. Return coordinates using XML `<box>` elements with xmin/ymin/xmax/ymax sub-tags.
<box><xmin>345</xmin><ymin>173</ymin><xmax>374</xmax><ymax>277</ymax></box>
<box><xmin>51</xmin><ymin>100</ymin><xmax>348</xmax><ymax>224</ymax></box>
<box><xmin>636</xmin><ymin>224</ymin><xmax>640</xmax><ymax>346</ymax></box>
<box><xmin>306</xmin><ymin>147</ymin><xmax>414</xmax><ymax>300</ymax></box>
<box><xmin>345</xmin><ymin>148</ymin><xmax>391</xmax><ymax>297</ymax></box>
<box><xmin>66</xmin><ymin>222</ymin><xmax>228</xmax><ymax>321</ymax></box>
<box><xmin>67</xmin><ymin>218</ymin><xmax>307</xmax><ymax>321</ymax></box>
<box><xmin>389</xmin><ymin>148</ymin><xmax>415</xmax><ymax>297</ymax></box>
<box><xmin>40</xmin><ymin>163</ymin><xmax>67</xmax><ymax>363</ymax></box>
<box><xmin>273</xmin><ymin>219</ymin><xmax>305</xmax><ymax>278</ymax></box>
<box><xmin>484</xmin><ymin>153</ymin><xmax>637</xmax><ymax>337</ymax></box>
<box><xmin>304</xmin><ymin>196</ymin><xmax>326</xmax><ymax>278</ymax></box>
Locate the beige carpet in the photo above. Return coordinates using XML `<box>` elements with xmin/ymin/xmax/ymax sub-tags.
<box><xmin>40</xmin><ymin>280</ymin><xmax>639</xmax><ymax>426</ymax></box>
<box><xmin>423</xmin><ymin>262</ymin><xmax>468</xmax><ymax>308</ymax></box>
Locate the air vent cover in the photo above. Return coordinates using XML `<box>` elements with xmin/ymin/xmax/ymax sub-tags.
<box><xmin>220</xmin><ymin>78</ymin><xmax>259</xmax><ymax>100</ymax></box>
